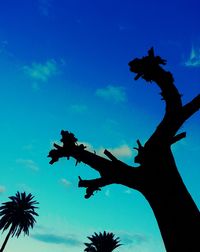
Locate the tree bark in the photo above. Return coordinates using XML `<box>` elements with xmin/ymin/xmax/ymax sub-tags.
<box><xmin>48</xmin><ymin>48</ymin><xmax>200</xmax><ymax>252</ymax></box>
<box><xmin>139</xmin><ymin>147</ymin><xmax>199</xmax><ymax>251</ymax></box>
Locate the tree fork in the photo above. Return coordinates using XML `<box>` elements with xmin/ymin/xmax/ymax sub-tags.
<box><xmin>48</xmin><ymin>48</ymin><xmax>200</xmax><ymax>252</ymax></box>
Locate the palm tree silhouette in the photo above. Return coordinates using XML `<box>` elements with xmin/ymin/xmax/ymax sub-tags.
<box><xmin>0</xmin><ymin>191</ymin><xmax>38</xmax><ymax>252</ymax></box>
<box><xmin>84</xmin><ymin>231</ymin><xmax>121</xmax><ymax>252</ymax></box>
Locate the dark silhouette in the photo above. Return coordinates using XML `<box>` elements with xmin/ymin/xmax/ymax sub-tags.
<box><xmin>0</xmin><ymin>192</ymin><xmax>38</xmax><ymax>252</ymax></box>
<box><xmin>48</xmin><ymin>48</ymin><xmax>200</xmax><ymax>251</ymax></box>
<box><xmin>84</xmin><ymin>231</ymin><xmax>121</xmax><ymax>252</ymax></box>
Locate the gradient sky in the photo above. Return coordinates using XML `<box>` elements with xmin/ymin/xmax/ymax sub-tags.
<box><xmin>0</xmin><ymin>1</ymin><xmax>199</xmax><ymax>252</ymax></box>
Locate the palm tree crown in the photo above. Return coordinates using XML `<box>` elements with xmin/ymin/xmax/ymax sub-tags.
<box><xmin>84</xmin><ymin>231</ymin><xmax>121</xmax><ymax>252</ymax></box>
<box><xmin>0</xmin><ymin>191</ymin><xmax>38</xmax><ymax>237</ymax></box>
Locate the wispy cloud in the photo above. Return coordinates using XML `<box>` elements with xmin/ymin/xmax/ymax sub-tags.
<box><xmin>16</xmin><ymin>183</ymin><xmax>32</xmax><ymax>192</ymax></box>
<box><xmin>32</xmin><ymin>233</ymin><xmax>81</xmax><ymax>246</ymax></box>
<box><xmin>0</xmin><ymin>40</ymin><xmax>15</xmax><ymax>58</ymax></box>
<box><xmin>119</xmin><ymin>232</ymin><xmax>148</xmax><ymax>246</ymax></box>
<box><xmin>0</xmin><ymin>40</ymin><xmax>8</xmax><ymax>54</ymax></box>
<box><xmin>96</xmin><ymin>85</ymin><xmax>126</xmax><ymax>103</ymax></box>
<box><xmin>16</xmin><ymin>158</ymin><xmax>39</xmax><ymax>171</ymax></box>
<box><xmin>60</xmin><ymin>178</ymin><xmax>71</xmax><ymax>188</ymax></box>
<box><xmin>108</xmin><ymin>144</ymin><xmax>132</xmax><ymax>158</ymax></box>
<box><xmin>22</xmin><ymin>143</ymin><xmax>34</xmax><ymax>151</ymax></box>
<box><xmin>124</xmin><ymin>189</ymin><xmax>132</xmax><ymax>194</ymax></box>
<box><xmin>105</xmin><ymin>189</ymin><xmax>110</xmax><ymax>197</ymax></box>
<box><xmin>68</xmin><ymin>104</ymin><xmax>88</xmax><ymax>113</ymax></box>
<box><xmin>38</xmin><ymin>0</ymin><xmax>53</xmax><ymax>16</ymax></box>
<box><xmin>23</xmin><ymin>59</ymin><xmax>58</xmax><ymax>87</ymax></box>
<box><xmin>0</xmin><ymin>185</ymin><xmax>6</xmax><ymax>194</ymax></box>
<box><xmin>184</xmin><ymin>45</ymin><xmax>200</xmax><ymax>67</ymax></box>
<box><xmin>118</xmin><ymin>24</ymin><xmax>135</xmax><ymax>32</ymax></box>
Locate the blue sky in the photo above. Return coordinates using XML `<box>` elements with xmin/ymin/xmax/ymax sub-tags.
<box><xmin>0</xmin><ymin>1</ymin><xmax>199</xmax><ymax>251</ymax></box>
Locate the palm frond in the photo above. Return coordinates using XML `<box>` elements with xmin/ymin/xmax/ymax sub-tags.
<box><xmin>0</xmin><ymin>191</ymin><xmax>39</xmax><ymax>237</ymax></box>
<box><xmin>84</xmin><ymin>231</ymin><xmax>121</xmax><ymax>252</ymax></box>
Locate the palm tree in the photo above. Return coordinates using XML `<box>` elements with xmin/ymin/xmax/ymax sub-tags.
<box><xmin>84</xmin><ymin>231</ymin><xmax>121</xmax><ymax>252</ymax></box>
<box><xmin>0</xmin><ymin>191</ymin><xmax>39</xmax><ymax>252</ymax></box>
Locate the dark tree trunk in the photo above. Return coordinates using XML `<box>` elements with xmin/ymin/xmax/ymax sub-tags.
<box><xmin>140</xmin><ymin>147</ymin><xmax>199</xmax><ymax>251</ymax></box>
<box><xmin>144</xmin><ymin>184</ymin><xmax>199</xmax><ymax>251</ymax></box>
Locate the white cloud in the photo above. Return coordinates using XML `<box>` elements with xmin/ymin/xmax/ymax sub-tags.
<box><xmin>98</xmin><ymin>144</ymin><xmax>132</xmax><ymax>158</ymax></box>
<box><xmin>23</xmin><ymin>59</ymin><xmax>58</xmax><ymax>83</ymax></box>
<box><xmin>108</xmin><ymin>144</ymin><xmax>132</xmax><ymax>158</ymax></box>
<box><xmin>96</xmin><ymin>85</ymin><xmax>126</xmax><ymax>103</ymax></box>
<box><xmin>0</xmin><ymin>185</ymin><xmax>6</xmax><ymax>194</ymax></box>
<box><xmin>16</xmin><ymin>158</ymin><xmax>39</xmax><ymax>171</ymax></box>
<box><xmin>60</xmin><ymin>178</ymin><xmax>71</xmax><ymax>188</ymax></box>
<box><xmin>77</xmin><ymin>141</ymin><xmax>132</xmax><ymax>159</ymax></box>
<box><xmin>184</xmin><ymin>45</ymin><xmax>200</xmax><ymax>67</ymax></box>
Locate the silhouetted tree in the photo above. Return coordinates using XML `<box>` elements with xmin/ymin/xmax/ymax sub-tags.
<box><xmin>0</xmin><ymin>192</ymin><xmax>38</xmax><ymax>252</ymax></box>
<box><xmin>48</xmin><ymin>48</ymin><xmax>200</xmax><ymax>251</ymax></box>
<box><xmin>84</xmin><ymin>231</ymin><xmax>121</xmax><ymax>252</ymax></box>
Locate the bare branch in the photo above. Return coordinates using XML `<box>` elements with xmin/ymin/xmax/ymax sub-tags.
<box><xmin>182</xmin><ymin>94</ymin><xmax>200</xmax><ymax>121</ymax></box>
<box><xmin>171</xmin><ymin>132</ymin><xmax>186</xmax><ymax>144</ymax></box>
<box><xmin>129</xmin><ymin>48</ymin><xmax>185</xmax><ymax>146</ymax></box>
<box><xmin>48</xmin><ymin>131</ymin><xmax>142</xmax><ymax>196</ymax></box>
<box><xmin>78</xmin><ymin>176</ymin><xmax>112</xmax><ymax>199</ymax></box>
<box><xmin>104</xmin><ymin>149</ymin><xmax>118</xmax><ymax>162</ymax></box>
